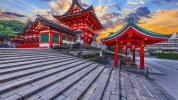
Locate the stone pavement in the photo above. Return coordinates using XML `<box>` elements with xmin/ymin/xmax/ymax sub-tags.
<box><xmin>120</xmin><ymin>71</ymin><xmax>175</xmax><ymax>100</ymax></box>
<box><xmin>145</xmin><ymin>64</ymin><xmax>164</xmax><ymax>75</ymax></box>
<box><xmin>139</xmin><ymin>57</ymin><xmax>178</xmax><ymax>99</ymax></box>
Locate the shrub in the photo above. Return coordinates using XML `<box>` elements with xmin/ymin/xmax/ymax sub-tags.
<box><xmin>83</xmin><ymin>53</ymin><xmax>99</xmax><ymax>59</ymax></box>
<box><xmin>150</xmin><ymin>52</ymin><xmax>178</xmax><ymax>59</ymax></box>
<box><xmin>72</xmin><ymin>43</ymin><xmax>83</xmax><ymax>49</ymax></box>
<box><xmin>85</xmin><ymin>45</ymin><xmax>100</xmax><ymax>50</ymax></box>
<box><xmin>53</xmin><ymin>44</ymin><xmax>70</xmax><ymax>49</ymax></box>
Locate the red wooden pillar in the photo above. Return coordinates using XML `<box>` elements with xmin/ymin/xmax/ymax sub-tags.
<box><xmin>32</xmin><ymin>33</ymin><xmax>33</xmax><ymax>44</ymax></box>
<box><xmin>83</xmin><ymin>34</ymin><xmax>86</xmax><ymax>45</ymax></box>
<box><xmin>26</xmin><ymin>34</ymin><xmax>27</xmax><ymax>44</ymax></box>
<box><xmin>35</xmin><ymin>33</ymin><xmax>37</xmax><ymax>47</ymax></box>
<box><xmin>28</xmin><ymin>34</ymin><xmax>30</xmax><ymax>44</ymax></box>
<box><xmin>49</xmin><ymin>31</ymin><xmax>53</xmax><ymax>48</ymax></box>
<box><xmin>114</xmin><ymin>42</ymin><xmax>119</xmax><ymax>67</ymax></box>
<box><xmin>38</xmin><ymin>32</ymin><xmax>39</xmax><ymax>47</ymax></box>
<box><xmin>24</xmin><ymin>35</ymin><xmax>26</xmax><ymax>44</ymax></box>
<box><xmin>66</xmin><ymin>35</ymin><xmax>68</xmax><ymax>41</ymax></box>
<box><xmin>133</xmin><ymin>48</ymin><xmax>136</xmax><ymax>63</ymax></box>
<box><xmin>60</xmin><ymin>33</ymin><xmax>63</xmax><ymax>44</ymax></box>
<box><xmin>72</xmin><ymin>38</ymin><xmax>74</xmax><ymax>42</ymax></box>
<box><xmin>140</xmin><ymin>46</ymin><xmax>144</xmax><ymax>69</ymax></box>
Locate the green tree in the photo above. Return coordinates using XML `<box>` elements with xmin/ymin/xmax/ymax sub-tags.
<box><xmin>5</xmin><ymin>27</ymin><xmax>15</xmax><ymax>37</ymax></box>
<box><xmin>0</xmin><ymin>24</ymin><xmax>5</xmax><ymax>31</ymax></box>
<box><xmin>0</xmin><ymin>25</ymin><xmax>15</xmax><ymax>41</ymax></box>
<box><xmin>0</xmin><ymin>20</ymin><xmax>25</xmax><ymax>32</ymax></box>
<box><xmin>0</xmin><ymin>25</ymin><xmax>5</xmax><ymax>38</ymax></box>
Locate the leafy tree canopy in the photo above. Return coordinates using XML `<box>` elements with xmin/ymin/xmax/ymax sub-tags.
<box><xmin>0</xmin><ymin>20</ymin><xmax>25</xmax><ymax>32</ymax></box>
<box><xmin>0</xmin><ymin>20</ymin><xmax>25</xmax><ymax>38</ymax></box>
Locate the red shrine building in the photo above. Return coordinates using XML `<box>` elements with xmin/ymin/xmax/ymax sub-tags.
<box><xmin>14</xmin><ymin>0</ymin><xmax>103</xmax><ymax>48</ymax></box>
<box><xmin>102</xmin><ymin>17</ymin><xmax>172</xmax><ymax>69</ymax></box>
<box><xmin>15</xmin><ymin>15</ymin><xmax>77</xmax><ymax>48</ymax></box>
<box><xmin>53</xmin><ymin>0</ymin><xmax>103</xmax><ymax>45</ymax></box>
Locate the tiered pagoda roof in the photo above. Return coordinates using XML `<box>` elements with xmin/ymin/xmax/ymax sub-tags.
<box><xmin>63</xmin><ymin>0</ymin><xmax>85</xmax><ymax>15</ymax></box>
<box><xmin>53</xmin><ymin>0</ymin><xmax>103</xmax><ymax>30</ymax></box>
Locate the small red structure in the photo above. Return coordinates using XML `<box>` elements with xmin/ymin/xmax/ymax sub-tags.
<box><xmin>102</xmin><ymin>17</ymin><xmax>172</xmax><ymax>69</ymax></box>
<box><xmin>15</xmin><ymin>15</ymin><xmax>77</xmax><ymax>48</ymax></box>
<box><xmin>53</xmin><ymin>0</ymin><xmax>103</xmax><ymax>45</ymax></box>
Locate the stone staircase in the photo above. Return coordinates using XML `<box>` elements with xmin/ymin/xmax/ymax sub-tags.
<box><xmin>0</xmin><ymin>49</ymin><xmax>174</xmax><ymax>100</ymax></box>
<box><xmin>0</xmin><ymin>49</ymin><xmax>117</xmax><ymax>100</ymax></box>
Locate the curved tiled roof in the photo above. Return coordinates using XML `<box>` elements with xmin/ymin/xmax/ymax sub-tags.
<box><xmin>102</xmin><ymin>17</ymin><xmax>172</xmax><ymax>41</ymax></box>
<box><xmin>37</xmin><ymin>15</ymin><xmax>76</xmax><ymax>36</ymax></box>
<box><xmin>53</xmin><ymin>6</ymin><xmax>103</xmax><ymax>30</ymax></box>
<box><xmin>63</xmin><ymin>0</ymin><xmax>84</xmax><ymax>15</ymax></box>
<box><xmin>17</xmin><ymin>15</ymin><xmax>77</xmax><ymax>37</ymax></box>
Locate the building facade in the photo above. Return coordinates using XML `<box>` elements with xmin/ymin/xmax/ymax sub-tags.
<box><xmin>146</xmin><ymin>33</ymin><xmax>178</xmax><ymax>52</ymax></box>
<box><xmin>53</xmin><ymin>0</ymin><xmax>103</xmax><ymax>45</ymax></box>
<box><xmin>14</xmin><ymin>15</ymin><xmax>77</xmax><ymax>48</ymax></box>
<box><xmin>14</xmin><ymin>0</ymin><xmax>102</xmax><ymax>48</ymax></box>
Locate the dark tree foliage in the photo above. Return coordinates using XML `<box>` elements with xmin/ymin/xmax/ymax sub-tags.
<box><xmin>0</xmin><ymin>24</ymin><xmax>15</xmax><ymax>38</ymax></box>
<box><xmin>0</xmin><ymin>20</ymin><xmax>25</xmax><ymax>32</ymax></box>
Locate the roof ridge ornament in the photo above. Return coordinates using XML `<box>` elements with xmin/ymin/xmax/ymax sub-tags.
<box><xmin>128</xmin><ymin>17</ymin><xmax>134</xmax><ymax>24</ymax></box>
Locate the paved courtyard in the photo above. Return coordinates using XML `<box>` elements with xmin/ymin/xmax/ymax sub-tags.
<box><xmin>137</xmin><ymin>57</ymin><xmax>178</xmax><ymax>99</ymax></box>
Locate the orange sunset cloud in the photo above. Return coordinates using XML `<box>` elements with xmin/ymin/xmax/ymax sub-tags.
<box><xmin>97</xmin><ymin>9</ymin><xmax>178</xmax><ymax>43</ymax></box>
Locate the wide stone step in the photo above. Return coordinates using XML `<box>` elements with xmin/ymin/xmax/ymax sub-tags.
<box><xmin>0</xmin><ymin>49</ymin><xmax>54</xmax><ymax>53</ymax></box>
<box><xmin>63</xmin><ymin>66</ymin><xmax>105</xmax><ymax>100</ymax></box>
<box><xmin>0</xmin><ymin>52</ymin><xmax>64</xmax><ymax>57</ymax></box>
<box><xmin>0</xmin><ymin>48</ymin><xmax>51</xmax><ymax>50</ymax></box>
<box><xmin>0</xmin><ymin>49</ymin><xmax>64</xmax><ymax>56</ymax></box>
<box><xmin>0</xmin><ymin>60</ymin><xmax>88</xmax><ymax>88</ymax></box>
<box><xmin>0</xmin><ymin>49</ymin><xmax>55</xmax><ymax>52</ymax></box>
<box><xmin>0</xmin><ymin>55</ymin><xmax>60</xmax><ymax>61</ymax></box>
<box><xmin>88</xmin><ymin>68</ymin><xmax>112</xmax><ymax>100</ymax></box>
<box><xmin>0</xmin><ymin>56</ymin><xmax>73</xmax><ymax>69</ymax></box>
<box><xmin>0</xmin><ymin>49</ymin><xmax>59</xmax><ymax>53</ymax></box>
<box><xmin>0</xmin><ymin>52</ymin><xmax>69</xmax><ymax>61</ymax></box>
<box><xmin>0</xmin><ymin>57</ymin><xmax>75</xmax><ymax>75</ymax></box>
<box><xmin>0</xmin><ymin>59</ymin><xmax>81</xmax><ymax>83</ymax></box>
<box><xmin>33</xmin><ymin>63</ymin><xmax>99</xmax><ymax>100</ymax></box>
<box><xmin>80</xmin><ymin>68</ymin><xmax>112</xmax><ymax>100</ymax></box>
<box><xmin>0</xmin><ymin>61</ymin><xmax>91</xmax><ymax>99</ymax></box>
<box><xmin>2</xmin><ymin>62</ymin><xmax>95</xmax><ymax>100</ymax></box>
<box><xmin>0</xmin><ymin>49</ymin><xmax>63</xmax><ymax>54</ymax></box>
<box><xmin>102</xmin><ymin>70</ymin><xmax>120</xmax><ymax>100</ymax></box>
<box><xmin>0</xmin><ymin>55</ymin><xmax>67</xmax><ymax>64</ymax></box>
<box><xmin>0</xmin><ymin>55</ymin><xmax>36</xmax><ymax>59</ymax></box>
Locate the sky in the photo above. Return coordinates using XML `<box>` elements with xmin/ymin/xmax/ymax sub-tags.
<box><xmin>0</xmin><ymin>0</ymin><xmax>178</xmax><ymax>41</ymax></box>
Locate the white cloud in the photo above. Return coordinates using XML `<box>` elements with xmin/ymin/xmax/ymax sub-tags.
<box><xmin>49</xmin><ymin>0</ymin><xmax>72</xmax><ymax>13</ymax></box>
<box><xmin>128</xmin><ymin>1</ymin><xmax>138</xmax><ymax>5</ymax></box>
<box><xmin>127</xmin><ymin>0</ymin><xmax>145</xmax><ymax>5</ymax></box>
<box><xmin>33</xmin><ymin>9</ymin><xmax>50</xmax><ymax>15</ymax></box>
